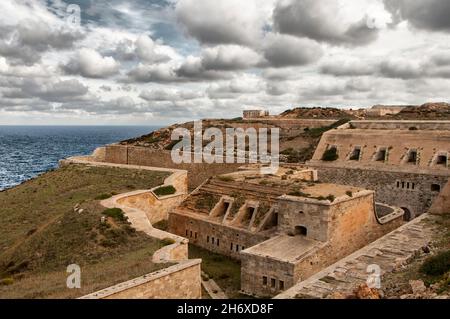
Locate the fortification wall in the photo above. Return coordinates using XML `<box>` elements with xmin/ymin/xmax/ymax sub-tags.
<box><xmin>312</xmin><ymin>129</ymin><xmax>450</xmax><ymax>170</ymax></box>
<box><xmin>103</xmin><ymin>145</ymin><xmax>242</xmax><ymax>189</ymax></box>
<box><xmin>80</xmin><ymin>259</ymin><xmax>201</xmax><ymax>299</ymax></box>
<box><xmin>244</xmin><ymin>118</ymin><xmax>336</xmax><ymax>129</ymax></box>
<box><xmin>351</xmin><ymin>120</ymin><xmax>450</xmax><ymax>130</ymax></box>
<box><xmin>307</xmin><ymin>164</ymin><xmax>448</xmax><ymax>218</ymax></box>
<box><xmin>168</xmin><ymin>211</ymin><xmax>269</xmax><ymax>260</ymax></box>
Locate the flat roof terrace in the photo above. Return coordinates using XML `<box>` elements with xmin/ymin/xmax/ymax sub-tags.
<box><xmin>242</xmin><ymin>235</ymin><xmax>322</xmax><ymax>263</ymax></box>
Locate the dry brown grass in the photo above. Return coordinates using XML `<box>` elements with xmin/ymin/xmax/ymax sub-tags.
<box><xmin>0</xmin><ymin>164</ymin><xmax>171</xmax><ymax>298</ymax></box>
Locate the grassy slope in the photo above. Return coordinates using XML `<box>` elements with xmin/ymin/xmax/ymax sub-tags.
<box><xmin>0</xmin><ymin>164</ymin><xmax>170</xmax><ymax>298</ymax></box>
<box><xmin>188</xmin><ymin>244</ymin><xmax>251</xmax><ymax>299</ymax></box>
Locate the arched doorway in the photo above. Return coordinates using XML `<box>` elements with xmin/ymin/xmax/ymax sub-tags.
<box><xmin>294</xmin><ymin>226</ymin><xmax>307</xmax><ymax>236</ymax></box>
<box><xmin>401</xmin><ymin>207</ymin><xmax>412</xmax><ymax>221</ymax></box>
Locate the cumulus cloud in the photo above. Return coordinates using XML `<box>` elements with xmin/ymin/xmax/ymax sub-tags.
<box><xmin>175</xmin><ymin>56</ymin><xmax>234</xmax><ymax>81</ymax></box>
<box><xmin>207</xmin><ymin>76</ymin><xmax>263</xmax><ymax>99</ymax></box>
<box><xmin>201</xmin><ymin>45</ymin><xmax>262</xmax><ymax>71</ymax></box>
<box><xmin>263</xmin><ymin>34</ymin><xmax>323</xmax><ymax>67</ymax></box>
<box><xmin>135</xmin><ymin>35</ymin><xmax>171</xmax><ymax>63</ymax></box>
<box><xmin>320</xmin><ymin>59</ymin><xmax>377</xmax><ymax>76</ymax></box>
<box><xmin>378</xmin><ymin>58</ymin><xmax>423</xmax><ymax>79</ymax></box>
<box><xmin>175</xmin><ymin>0</ymin><xmax>272</xmax><ymax>46</ymax></box>
<box><xmin>0</xmin><ymin>0</ymin><xmax>449</xmax><ymax>124</ymax></box>
<box><xmin>21</xmin><ymin>78</ymin><xmax>89</xmax><ymax>102</ymax></box>
<box><xmin>140</xmin><ymin>88</ymin><xmax>204</xmax><ymax>101</ymax></box>
<box><xmin>384</xmin><ymin>0</ymin><xmax>450</xmax><ymax>32</ymax></box>
<box><xmin>128</xmin><ymin>63</ymin><xmax>177</xmax><ymax>82</ymax></box>
<box><xmin>63</xmin><ymin>48</ymin><xmax>120</xmax><ymax>78</ymax></box>
<box><xmin>0</xmin><ymin>0</ymin><xmax>84</xmax><ymax>65</ymax></box>
<box><xmin>273</xmin><ymin>0</ymin><xmax>391</xmax><ymax>46</ymax></box>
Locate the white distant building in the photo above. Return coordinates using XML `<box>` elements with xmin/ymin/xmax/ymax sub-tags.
<box><xmin>243</xmin><ymin>110</ymin><xmax>269</xmax><ymax>119</ymax></box>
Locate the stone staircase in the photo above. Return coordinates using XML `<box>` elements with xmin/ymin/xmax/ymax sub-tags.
<box><xmin>275</xmin><ymin>214</ymin><xmax>439</xmax><ymax>299</ymax></box>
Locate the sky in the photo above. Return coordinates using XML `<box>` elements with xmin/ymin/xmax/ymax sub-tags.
<box><xmin>0</xmin><ymin>0</ymin><xmax>450</xmax><ymax>125</ymax></box>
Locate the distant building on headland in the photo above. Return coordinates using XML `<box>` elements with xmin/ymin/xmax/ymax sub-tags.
<box><xmin>243</xmin><ymin>110</ymin><xmax>269</xmax><ymax>119</ymax></box>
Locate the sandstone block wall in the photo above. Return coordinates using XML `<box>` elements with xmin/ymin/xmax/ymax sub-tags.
<box><xmin>277</xmin><ymin>199</ymin><xmax>331</xmax><ymax>242</ymax></box>
<box><xmin>168</xmin><ymin>211</ymin><xmax>269</xmax><ymax>260</ymax></box>
<box><xmin>81</xmin><ymin>260</ymin><xmax>201</xmax><ymax>299</ymax></box>
<box><xmin>104</xmin><ymin>145</ymin><xmax>242</xmax><ymax>189</ymax></box>
<box><xmin>351</xmin><ymin>120</ymin><xmax>450</xmax><ymax>130</ymax></box>
<box><xmin>312</xmin><ymin>129</ymin><xmax>450</xmax><ymax>171</ymax></box>
<box><xmin>309</xmin><ymin>165</ymin><xmax>448</xmax><ymax>218</ymax></box>
<box><xmin>116</xmin><ymin>192</ymin><xmax>186</xmax><ymax>224</ymax></box>
<box><xmin>241</xmin><ymin>252</ymin><xmax>295</xmax><ymax>297</ymax></box>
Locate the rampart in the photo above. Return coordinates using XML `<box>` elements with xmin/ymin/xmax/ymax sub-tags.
<box><xmin>80</xmin><ymin>259</ymin><xmax>201</xmax><ymax>299</ymax></box>
<box><xmin>350</xmin><ymin>120</ymin><xmax>450</xmax><ymax>130</ymax></box>
<box><xmin>98</xmin><ymin>145</ymin><xmax>243</xmax><ymax>189</ymax></box>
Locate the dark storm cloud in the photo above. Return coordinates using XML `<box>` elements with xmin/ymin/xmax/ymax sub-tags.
<box><xmin>384</xmin><ymin>0</ymin><xmax>450</xmax><ymax>32</ymax></box>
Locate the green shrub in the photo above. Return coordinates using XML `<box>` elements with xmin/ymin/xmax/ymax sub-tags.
<box><xmin>102</xmin><ymin>208</ymin><xmax>127</xmax><ymax>221</ymax></box>
<box><xmin>95</xmin><ymin>193</ymin><xmax>112</xmax><ymax>200</ymax></box>
<box><xmin>322</xmin><ymin>148</ymin><xmax>338</xmax><ymax>161</ymax></box>
<box><xmin>420</xmin><ymin>250</ymin><xmax>450</xmax><ymax>276</ymax></box>
<box><xmin>217</xmin><ymin>176</ymin><xmax>234</xmax><ymax>182</ymax></box>
<box><xmin>153</xmin><ymin>185</ymin><xmax>176</xmax><ymax>196</ymax></box>
<box><xmin>0</xmin><ymin>278</ymin><xmax>14</xmax><ymax>286</ymax></box>
<box><xmin>326</xmin><ymin>195</ymin><xmax>336</xmax><ymax>203</ymax></box>
<box><xmin>153</xmin><ymin>220</ymin><xmax>168</xmax><ymax>231</ymax></box>
<box><xmin>161</xmin><ymin>238</ymin><xmax>176</xmax><ymax>246</ymax></box>
<box><xmin>288</xmin><ymin>191</ymin><xmax>310</xmax><ymax>198</ymax></box>
<box><xmin>346</xmin><ymin>191</ymin><xmax>353</xmax><ymax>197</ymax></box>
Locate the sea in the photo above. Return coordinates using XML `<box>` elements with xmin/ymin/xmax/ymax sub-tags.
<box><xmin>0</xmin><ymin>126</ymin><xmax>160</xmax><ymax>191</ymax></box>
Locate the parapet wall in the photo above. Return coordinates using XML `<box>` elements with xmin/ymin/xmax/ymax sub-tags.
<box><xmin>244</xmin><ymin>118</ymin><xmax>336</xmax><ymax>130</ymax></box>
<box><xmin>351</xmin><ymin>120</ymin><xmax>450</xmax><ymax>130</ymax></box>
<box><xmin>102</xmin><ymin>145</ymin><xmax>242</xmax><ymax>189</ymax></box>
<box><xmin>80</xmin><ymin>259</ymin><xmax>201</xmax><ymax>299</ymax></box>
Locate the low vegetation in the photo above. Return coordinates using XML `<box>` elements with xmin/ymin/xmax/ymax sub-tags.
<box><xmin>152</xmin><ymin>220</ymin><xmax>168</xmax><ymax>231</ymax></box>
<box><xmin>0</xmin><ymin>164</ymin><xmax>170</xmax><ymax>298</ymax></box>
<box><xmin>188</xmin><ymin>245</ymin><xmax>247</xmax><ymax>299</ymax></box>
<box><xmin>160</xmin><ymin>238</ymin><xmax>176</xmax><ymax>247</ymax></box>
<box><xmin>420</xmin><ymin>250</ymin><xmax>450</xmax><ymax>276</ymax></box>
<box><xmin>153</xmin><ymin>185</ymin><xmax>176</xmax><ymax>196</ymax></box>
<box><xmin>217</xmin><ymin>176</ymin><xmax>235</xmax><ymax>182</ymax></box>
<box><xmin>194</xmin><ymin>193</ymin><xmax>220</xmax><ymax>212</ymax></box>
<box><xmin>102</xmin><ymin>208</ymin><xmax>127</xmax><ymax>221</ymax></box>
<box><xmin>382</xmin><ymin>214</ymin><xmax>450</xmax><ymax>297</ymax></box>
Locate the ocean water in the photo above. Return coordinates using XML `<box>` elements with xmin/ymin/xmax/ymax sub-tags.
<box><xmin>0</xmin><ymin>126</ymin><xmax>159</xmax><ymax>191</ymax></box>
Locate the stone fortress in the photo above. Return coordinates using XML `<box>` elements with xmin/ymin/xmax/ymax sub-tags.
<box><xmin>69</xmin><ymin>105</ymin><xmax>450</xmax><ymax>299</ymax></box>
<box><xmin>168</xmin><ymin>166</ymin><xmax>403</xmax><ymax>297</ymax></box>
